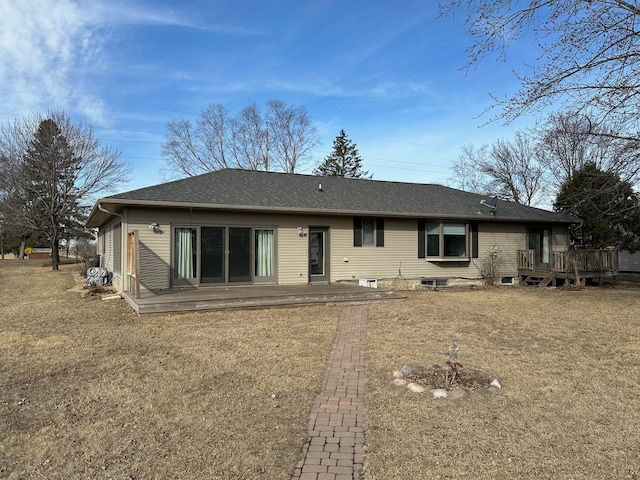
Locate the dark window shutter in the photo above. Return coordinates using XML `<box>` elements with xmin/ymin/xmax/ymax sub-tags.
<box><xmin>418</xmin><ymin>221</ymin><xmax>425</xmax><ymax>258</ymax></box>
<box><xmin>353</xmin><ymin>217</ymin><xmax>362</xmax><ymax>247</ymax></box>
<box><xmin>471</xmin><ymin>222</ymin><xmax>479</xmax><ymax>258</ymax></box>
<box><xmin>376</xmin><ymin>218</ymin><xmax>385</xmax><ymax>247</ymax></box>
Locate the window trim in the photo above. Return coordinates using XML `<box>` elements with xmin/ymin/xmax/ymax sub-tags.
<box><xmin>353</xmin><ymin>217</ymin><xmax>384</xmax><ymax>247</ymax></box>
<box><xmin>418</xmin><ymin>220</ymin><xmax>473</xmax><ymax>261</ymax></box>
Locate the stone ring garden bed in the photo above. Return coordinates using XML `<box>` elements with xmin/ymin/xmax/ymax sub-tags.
<box><xmin>392</xmin><ymin>364</ymin><xmax>501</xmax><ymax>399</ymax></box>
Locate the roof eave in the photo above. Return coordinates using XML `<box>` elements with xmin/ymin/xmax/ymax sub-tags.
<box><xmin>86</xmin><ymin>198</ymin><xmax>579</xmax><ymax>226</ymax></box>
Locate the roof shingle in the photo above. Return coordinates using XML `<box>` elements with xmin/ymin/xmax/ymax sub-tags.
<box><xmin>91</xmin><ymin>168</ymin><xmax>576</xmax><ymax>225</ymax></box>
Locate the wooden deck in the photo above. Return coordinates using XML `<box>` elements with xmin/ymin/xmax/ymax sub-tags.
<box><xmin>517</xmin><ymin>249</ymin><xmax>618</xmax><ymax>286</ymax></box>
<box><xmin>122</xmin><ymin>283</ymin><xmax>405</xmax><ymax>314</ymax></box>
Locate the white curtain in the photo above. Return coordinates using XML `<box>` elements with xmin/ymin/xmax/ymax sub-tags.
<box><xmin>542</xmin><ymin>229</ymin><xmax>550</xmax><ymax>264</ymax></box>
<box><xmin>255</xmin><ymin>229</ymin><xmax>274</xmax><ymax>277</ymax></box>
<box><xmin>175</xmin><ymin>228</ymin><xmax>195</xmax><ymax>279</ymax></box>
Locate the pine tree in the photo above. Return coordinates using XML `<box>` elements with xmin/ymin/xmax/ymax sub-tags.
<box><xmin>313</xmin><ymin>130</ymin><xmax>370</xmax><ymax>178</ymax></box>
<box><xmin>22</xmin><ymin>119</ymin><xmax>85</xmax><ymax>269</ymax></box>
<box><xmin>554</xmin><ymin>163</ymin><xmax>640</xmax><ymax>252</ymax></box>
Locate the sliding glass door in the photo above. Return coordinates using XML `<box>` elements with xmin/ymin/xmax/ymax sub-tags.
<box><xmin>173</xmin><ymin>225</ymin><xmax>275</xmax><ymax>286</ymax></box>
<box><xmin>201</xmin><ymin>227</ymin><xmax>225</xmax><ymax>284</ymax></box>
<box><xmin>229</xmin><ymin>227</ymin><xmax>252</xmax><ymax>283</ymax></box>
<box><xmin>255</xmin><ymin>229</ymin><xmax>275</xmax><ymax>281</ymax></box>
<box><xmin>174</xmin><ymin>227</ymin><xmax>197</xmax><ymax>286</ymax></box>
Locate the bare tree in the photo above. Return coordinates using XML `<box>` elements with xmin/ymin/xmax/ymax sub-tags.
<box><xmin>485</xmin><ymin>132</ymin><xmax>547</xmax><ymax>206</ymax></box>
<box><xmin>448</xmin><ymin>143</ymin><xmax>491</xmax><ymax>194</ymax></box>
<box><xmin>163</xmin><ymin>104</ymin><xmax>232</xmax><ymax>176</ymax></box>
<box><xmin>439</xmin><ymin>1</ymin><xmax>640</xmax><ymax>139</ymax></box>
<box><xmin>265</xmin><ymin>100</ymin><xmax>318</xmax><ymax>173</ymax></box>
<box><xmin>0</xmin><ymin>112</ymin><xmax>129</xmax><ymax>270</ymax></box>
<box><xmin>537</xmin><ymin>111</ymin><xmax>640</xmax><ymax>190</ymax></box>
<box><xmin>233</xmin><ymin>103</ymin><xmax>268</xmax><ymax>170</ymax></box>
<box><xmin>449</xmin><ymin>134</ymin><xmax>547</xmax><ymax>206</ymax></box>
<box><xmin>163</xmin><ymin>100</ymin><xmax>318</xmax><ymax>177</ymax></box>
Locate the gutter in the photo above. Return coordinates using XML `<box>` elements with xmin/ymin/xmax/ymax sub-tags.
<box><xmin>94</xmin><ymin>198</ymin><xmax>577</xmax><ymax>224</ymax></box>
<box><xmin>98</xmin><ymin>202</ymin><xmax>124</xmax><ymax>221</ymax></box>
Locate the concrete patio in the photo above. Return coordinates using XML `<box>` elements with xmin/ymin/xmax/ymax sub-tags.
<box><xmin>122</xmin><ymin>283</ymin><xmax>405</xmax><ymax>314</ymax></box>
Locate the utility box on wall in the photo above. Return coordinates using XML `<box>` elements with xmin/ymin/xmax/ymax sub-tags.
<box><xmin>358</xmin><ymin>278</ymin><xmax>378</xmax><ymax>288</ymax></box>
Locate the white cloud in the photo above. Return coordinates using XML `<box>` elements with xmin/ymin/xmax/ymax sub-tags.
<box><xmin>0</xmin><ymin>0</ymin><xmax>254</xmax><ymax>125</ymax></box>
<box><xmin>0</xmin><ymin>0</ymin><xmax>105</xmax><ymax>122</ymax></box>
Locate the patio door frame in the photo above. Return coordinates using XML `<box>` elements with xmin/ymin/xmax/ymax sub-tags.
<box><xmin>308</xmin><ymin>226</ymin><xmax>330</xmax><ymax>284</ymax></box>
<box><xmin>171</xmin><ymin>224</ymin><xmax>276</xmax><ymax>287</ymax></box>
<box><xmin>527</xmin><ymin>226</ymin><xmax>552</xmax><ymax>271</ymax></box>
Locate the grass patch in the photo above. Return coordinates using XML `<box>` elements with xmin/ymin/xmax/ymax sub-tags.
<box><xmin>365</xmin><ymin>287</ymin><xmax>640</xmax><ymax>480</ymax></box>
<box><xmin>0</xmin><ymin>261</ymin><xmax>339</xmax><ymax>479</ymax></box>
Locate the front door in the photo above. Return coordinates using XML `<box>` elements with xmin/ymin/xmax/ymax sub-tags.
<box><xmin>309</xmin><ymin>227</ymin><xmax>329</xmax><ymax>283</ymax></box>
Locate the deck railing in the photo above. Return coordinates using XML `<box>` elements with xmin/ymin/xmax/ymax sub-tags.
<box><xmin>517</xmin><ymin>249</ymin><xmax>618</xmax><ymax>273</ymax></box>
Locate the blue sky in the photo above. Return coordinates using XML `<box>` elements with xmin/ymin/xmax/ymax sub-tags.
<box><xmin>0</xmin><ymin>0</ymin><xmax>538</xmax><ymax>193</ymax></box>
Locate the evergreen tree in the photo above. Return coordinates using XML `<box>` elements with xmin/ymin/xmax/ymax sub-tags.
<box><xmin>21</xmin><ymin>119</ymin><xmax>86</xmax><ymax>269</ymax></box>
<box><xmin>313</xmin><ymin>130</ymin><xmax>371</xmax><ymax>178</ymax></box>
<box><xmin>1</xmin><ymin>112</ymin><xmax>128</xmax><ymax>268</ymax></box>
<box><xmin>554</xmin><ymin>163</ymin><xmax>640</xmax><ymax>252</ymax></box>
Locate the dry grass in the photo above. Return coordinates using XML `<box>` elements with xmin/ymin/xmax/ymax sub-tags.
<box><xmin>5</xmin><ymin>260</ymin><xmax>640</xmax><ymax>479</ymax></box>
<box><xmin>0</xmin><ymin>261</ymin><xmax>339</xmax><ymax>479</ymax></box>
<box><xmin>365</xmin><ymin>286</ymin><xmax>640</xmax><ymax>479</ymax></box>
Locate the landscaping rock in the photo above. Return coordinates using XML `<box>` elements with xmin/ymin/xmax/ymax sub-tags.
<box><xmin>431</xmin><ymin>388</ymin><xmax>448</xmax><ymax>398</ymax></box>
<box><xmin>447</xmin><ymin>388</ymin><xmax>470</xmax><ymax>400</ymax></box>
<box><xmin>392</xmin><ymin>363</ymin><xmax>500</xmax><ymax>399</ymax></box>
<box><xmin>407</xmin><ymin>382</ymin><xmax>426</xmax><ymax>393</ymax></box>
<box><xmin>401</xmin><ymin>365</ymin><xmax>426</xmax><ymax>377</ymax></box>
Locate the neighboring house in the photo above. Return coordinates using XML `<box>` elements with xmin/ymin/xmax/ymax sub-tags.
<box><xmin>86</xmin><ymin>168</ymin><xmax>605</xmax><ymax>297</ymax></box>
<box><xmin>619</xmin><ymin>252</ymin><xmax>640</xmax><ymax>273</ymax></box>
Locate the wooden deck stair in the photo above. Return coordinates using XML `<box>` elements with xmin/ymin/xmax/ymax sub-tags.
<box><xmin>521</xmin><ymin>275</ymin><xmax>555</xmax><ymax>287</ymax></box>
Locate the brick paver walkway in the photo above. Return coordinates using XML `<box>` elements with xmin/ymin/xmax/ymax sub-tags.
<box><xmin>291</xmin><ymin>306</ymin><xmax>367</xmax><ymax>480</ymax></box>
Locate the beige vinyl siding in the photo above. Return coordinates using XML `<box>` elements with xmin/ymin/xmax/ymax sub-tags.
<box><xmin>116</xmin><ymin>206</ymin><xmax>561</xmax><ymax>290</ymax></box>
<box><xmin>551</xmin><ymin>225</ymin><xmax>570</xmax><ymax>252</ymax></box>
<box><xmin>330</xmin><ymin>218</ymin><xmax>520</xmax><ymax>282</ymax></box>
<box><xmin>476</xmin><ymin>222</ymin><xmax>525</xmax><ymax>277</ymax></box>
<box><xmin>124</xmin><ymin>208</ymin><xmax>312</xmax><ymax>291</ymax></box>
<box><xmin>101</xmin><ymin>227</ymin><xmax>114</xmax><ymax>272</ymax></box>
<box><xmin>98</xmin><ymin>217</ymin><xmax>124</xmax><ymax>290</ymax></box>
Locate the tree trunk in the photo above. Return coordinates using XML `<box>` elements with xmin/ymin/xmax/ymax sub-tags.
<box><xmin>19</xmin><ymin>237</ymin><xmax>26</xmax><ymax>260</ymax></box>
<box><xmin>51</xmin><ymin>237</ymin><xmax>60</xmax><ymax>270</ymax></box>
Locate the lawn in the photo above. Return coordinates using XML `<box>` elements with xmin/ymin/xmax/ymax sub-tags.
<box><xmin>365</xmin><ymin>287</ymin><xmax>640</xmax><ymax>479</ymax></box>
<box><xmin>0</xmin><ymin>261</ymin><xmax>339</xmax><ymax>479</ymax></box>
<box><xmin>2</xmin><ymin>261</ymin><xmax>640</xmax><ymax>479</ymax></box>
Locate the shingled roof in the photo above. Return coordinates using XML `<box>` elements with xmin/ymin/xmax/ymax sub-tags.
<box><xmin>87</xmin><ymin>168</ymin><xmax>577</xmax><ymax>227</ymax></box>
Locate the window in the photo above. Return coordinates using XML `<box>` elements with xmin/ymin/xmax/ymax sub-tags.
<box><xmin>353</xmin><ymin>217</ymin><xmax>384</xmax><ymax>247</ymax></box>
<box><xmin>426</xmin><ymin>223</ymin><xmax>440</xmax><ymax>256</ymax></box>
<box><xmin>421</xmin><ymin>278</ymin><xmax>448</xmax><ymax>287</ymax></box>
<box><xmin>362</xmin><ymin>218</ymin><xmax>375</xmax><ymax>245</ymax></box>
<box><xmin>418</xmin><ymin>221</ymin><xmax>470</xmax><ymax>259</ymax></box>
<box><xmin>443</xmin><ymin>223</ymin><xmax>466</xmax><ymax>257</ymax></box>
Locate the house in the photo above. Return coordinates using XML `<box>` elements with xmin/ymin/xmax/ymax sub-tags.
<box><xmin>86</xmin><ymin>168</ymin><xmax>615</xmax><ymax>297</ymax></box>
<box><xmin>619</xmin><ymin>252</ymin><xmax>640</xmax><ymax>274</ymax></box>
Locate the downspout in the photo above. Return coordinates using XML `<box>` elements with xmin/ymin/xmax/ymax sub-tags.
<box><xmin>97</xmin><ymin>203</ymin><xmax>125</xmax><ymax>293</ymax></box>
